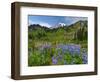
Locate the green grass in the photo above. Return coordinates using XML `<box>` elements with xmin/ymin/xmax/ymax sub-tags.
<box><xmin>28</xmin><ymin>21</ymin><xmax>88</xmax><ymax>66</ymax></box>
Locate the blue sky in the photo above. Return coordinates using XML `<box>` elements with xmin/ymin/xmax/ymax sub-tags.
<box><xmin>28</xmin><ymin>15</ymin><xmax>87</xmax><ymax>28</ymax></box>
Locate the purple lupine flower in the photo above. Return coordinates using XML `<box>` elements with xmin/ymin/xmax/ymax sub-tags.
<box><xmin>58</xmin><ymin>53</ymin><xmax>63</xmax><ymax>60</ymax></box>
<box><xmin>44</xmin><ymin>44</ymin><xmax>51</xmax><ymax>49</ymax></box>
<box><xmin>82</xmin><ymin>52</ymin><xmax>88</xmax><ymax>64</ymax></box>
<box><xmin>67</xmin><ymin>44</ymin><xmax>81</xmax><ymax>56</ymax></box>
<box><xmin>40</xmin><ymin>44</ymin><xmax>51</xmax><ymax>51</ymax></box>
<box><xmin>52</xmin><ymin>56</ymin><xmax>58</xmax><ymax>65</ymax></box>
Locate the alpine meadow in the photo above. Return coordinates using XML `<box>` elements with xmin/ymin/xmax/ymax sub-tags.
<box><xmin>28</xmin><ymin>15</ymin><xmax>88</xmax><ymax>66</ymax></box>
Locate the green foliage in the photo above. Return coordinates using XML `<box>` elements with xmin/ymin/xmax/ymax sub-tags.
<box><xmin>74</xmin><ymin>21</ymin><xmax>88</xmax><ymax>41</ymax></box>
<box><xmin>28</xmin><ymin>47</ymin><xmax>84</xmax><ymax>66</ymax></box>
<box><xmin>28</xmin><ymin>20</ymin><xmax>88</xmax><ymax>66</ymax></box>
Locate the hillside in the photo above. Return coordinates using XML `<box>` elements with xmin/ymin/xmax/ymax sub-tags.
<box><xmin>28</xmin><ymin>20</ymin><xmax>88</xmax><ymax>66</ymax></box>
<box><xmin>28</xmin><ymin>20</ymin><xmax>87</xmax><ymax>47</ymax></box>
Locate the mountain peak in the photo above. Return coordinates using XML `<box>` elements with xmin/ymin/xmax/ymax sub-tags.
<box><xmin>58</xmin><ymin>23</ymin><xmax>66</xmax><ymax>27</ymax></box>
<box><xmin>52</xmin><ymin>22</ymin><xmax>66</xmax><ymax>28</ymax></box>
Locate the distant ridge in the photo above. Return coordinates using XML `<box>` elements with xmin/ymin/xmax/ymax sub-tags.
<box><xmin>28</xmin><ymin>20</ymin><xmax>87</xmax><ymax>31</ymax></box>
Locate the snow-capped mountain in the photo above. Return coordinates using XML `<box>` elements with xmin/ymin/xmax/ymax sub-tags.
<box><xmin>57</xmin><ymin>23</ymin><xmax>66</xmax><ymax>27</ymax></box>
<box><xmin>52</xmin><ymin>22</ymin><xmax>66</xmax><ymax>28</ymax></box>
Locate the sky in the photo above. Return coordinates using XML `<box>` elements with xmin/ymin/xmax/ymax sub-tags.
<box><xmin>28</xmin><ymin>15</ymin><xmax>87</xmax><ymax>28</ymax></box>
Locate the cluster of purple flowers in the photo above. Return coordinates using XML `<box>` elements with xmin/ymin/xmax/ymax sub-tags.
<box><xmin>39</xmin><ymin>44</ymin><xmax>88</xmax><ymax>65</ymax></box>
<box><xmin>52</xmin><ymin>53</ymin><xmax>64</xmax><ymax>65</ymax></box>
<box><xmin>39</xmin><ymin>43</ymin><xmax>51</xmax><ymax>51</ymax></box>
<box><xmin>81</xmin><ymin>49</ymin><xmax>88</xmax><ymax>64</ymax></box>
<box><xmin>52</xmin><ymin>56</ymin><xmax>58</xmax><ymax>64</ymax></box>
<box><xmin>57</xmin><ymin>44</ymin><xmax>81</xmax><ymax>55</ymax></box>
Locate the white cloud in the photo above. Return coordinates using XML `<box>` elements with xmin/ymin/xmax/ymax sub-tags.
<box><xmin>58</xmin><ymin>22</ymin><xmax>66</xmax><ymax>26</ymax></box>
